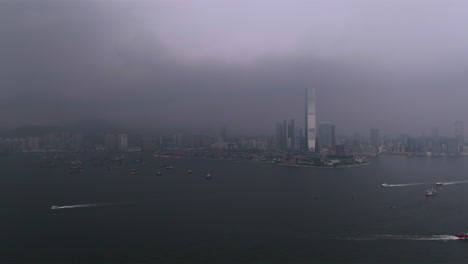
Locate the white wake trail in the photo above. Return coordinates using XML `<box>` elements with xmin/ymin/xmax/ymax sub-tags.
<box><xmin>384</xmin><ymin>182</ymin><xmax>432</xmax><ymax>187</ymax></box>
<box><xmin>339</xmin><ymin>235</ymin><xmax>459</xmax><ymax>241</ymax></box>
<box><xmin>51</xmin><ymin>202</ymin><xmax>119</xmax><ymax>210</ymax></box>
<box><xmin>442</xmin><ymin>180</ymin><xmax>468</xmax><ymax>185</ymax></box>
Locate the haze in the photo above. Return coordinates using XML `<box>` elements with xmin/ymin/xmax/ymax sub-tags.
<box><xmin>1</xmin><ymin>0</ymin><xmax>468</xmax><ymax>136</ymax></box>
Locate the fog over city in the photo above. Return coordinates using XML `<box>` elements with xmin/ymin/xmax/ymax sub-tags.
<box><xmin>2</xmin><ymin>0</ymin><xmax>468</xmax><ymax>136</ymax></box>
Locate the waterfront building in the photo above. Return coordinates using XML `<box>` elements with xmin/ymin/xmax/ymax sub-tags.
<box><xmin>118</xmin><ymin>134</ymin><xmax>128</xmax><ymax>152</ymax></box>
<box><xmin>305</xmin><ymin>88</ymin><xmax>316</xmax><ymax>152</ymax></box>
<box><xmin>431</xmin><ymin>128</ymin><xmax>441</xmax><ymax>154</ymax></box>
<box><xmin>288</xmin><ymin>119</ymin><xmax>295</xmax><ymax>150</ymax></box>
<box><xmin>26</xmin><ymin>137</ymin><xmax>39</xmax><ymax>150</ymax></box>
<box><xmin>318</xmin><ymin>122</ymin><xmax>336</xmax><ymax>153</ymax></box>
<box><xmin>370</xmin><ymin>128</ymin><xmax>380</xmax><ymax>152</ymax></box>
<box><xmin>335</xmin><ymin>144</ymin><xmax>345</xmax><ymax>157</ymax></box>
<box><xmin>141</xmin><ymin>137</ymin><xmax>156</xmax><ymax>152</ymax></box>
<box><xmin>446</xmin><ymin>137</ymin><xmax>459</xmax><ymax>155</ymax></box>
<box><xmin>455</xmin><ymin>121</ymin><xmax>464</xmax><ymax>145</ymax></box>
<box><xmin>104</xmin><ymin>134</ymin><xmax>115</xmax><ymax>151</ymax></box>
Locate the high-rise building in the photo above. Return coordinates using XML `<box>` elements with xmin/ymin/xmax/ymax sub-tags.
<box><xmin>105</xmin><ymin>134</ymin><xmax>115</xmax><ymax>151</ymax></box>
<box><xmin>455</xmin><ymin>121</ymin><xmax>464</xmax><ymax>145</ymax></box>
<box><xmin>282</xmin><ymin>120</ymin><xmax>288</xmax><ymax>149</ymax></box>
<box><xmin>305</xmin><ymin>88</ymin><xmax>316</xmax><ymax>152</ymax></box>
<box><xmin>221</xmin><ymin>127</ymin><xmax>228</xmax><ymax>142</ymax></box>
<box><xmin>431</xmin><ymin>128</ymin><xmax>441</xmax><ymax>154</ymax></box>
<box><xmin>118</xmin><ymin>134</ymin><xmax>128</xmax><ymax>152</ymax></box>
<box><xmin>26</xmin><ymin>137</ymin><xmax>39</xmax><ymax>150</ymax></box>
<box><xmin>288</xmin><ymin>119</ymin><xmax>295</xmax><ymax>149</ymax></box>
<box><xmin>318</xmin><ymin>122</ymin><xmax>336</xmax><ymax>152</ymax></box>
<box><xmin>370</xmin><ymin>128</ymin><xmax>380</xmax><ymax>152</ymax></box>
<box><xmin>446</xmin><ymin>137</ymin><xmax>459</xmax><ymax>155</ymax></box>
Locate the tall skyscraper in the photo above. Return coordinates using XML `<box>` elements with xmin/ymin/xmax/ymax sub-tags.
<box><xmin>305</xmin><ymin>88</ymin><xmax>316</xmax><ymax>152</ymax></box>
<box><xmin>455</xmin><ymin>121</ymin><xmax>464</xmax><ymax>145</ymax></box>
<box><xmin>318</xmin><ymin>122</ymin><xmax>336</xmax><ymax>152</ymax></box>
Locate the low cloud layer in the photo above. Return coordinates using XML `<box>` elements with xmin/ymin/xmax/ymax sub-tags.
<box><xmin>1</xmin><ymin>0</ymin><xmax>468</xmax><ymax>136</ymax></box>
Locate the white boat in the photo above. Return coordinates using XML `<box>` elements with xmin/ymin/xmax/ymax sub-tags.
<box><xmin>206</xmin><ymin>173</ymin><xmax>212</xmax><ymax>180</ymax></box>
<box><xmin>425</xmin><ymin>188</ymin><xmax>437</xmax><ymax>196</ymax></box>
<box><xmin>187</xmin><ymin>170</ymin><xmax>193</xmax><ymax>174</ymax></box>
<box><xmin>381</xmin><ymin>183</ymin><xmax>390</xmax><ymax>187</ymax></box>
<box><xmin>157</xmin><ymin>172</ymin><xmax>162</xmax><ymax>176</ymax></box>
<box><xmin>51</xmin><ymin>205</ymin><xmax>59</xmax><ymax>210</ymax></box>
<box><xmin>436</xmin><ymin>182</ymin><xmax>444</xmax><ymax>186</ymax></box>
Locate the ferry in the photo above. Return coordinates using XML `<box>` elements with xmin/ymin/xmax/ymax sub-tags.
<box><xmin>425</xmin><ymin>188</ymin><xmax>437</xmax><ymax>196</ymax></box>
<box><xmin>455</xmin><ymin>231</ymin><xmax>468</xmax><ymax>239</ymax></box>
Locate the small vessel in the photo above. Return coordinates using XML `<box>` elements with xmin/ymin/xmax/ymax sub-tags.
<box><xmin>187</xmin><ymin>170</ymin><xmax>193</xmax><ymax>174</ymax></box>
<box><xmin>425</xmin><ymin>188</ymin><xmax>437</xmax><ymax>196</ymax></box>
<box><xmin>131</xmin><ymin>169</ymin><xmax>139</xmax><ymax>175</ymax></box>
<box><xmin>131</xmin><ymin>168</ymin><xmax>138</xmax><ymax>172</ymax></box>
<box><xmin>455</xmin><ymin>230</ymin><xmax>468</xmax><ymax>239</ymax></box>
<box><xmin>436</xmin><ymin>182</ymin><xmax>444</xmax><ymax>186</ymax></box>
<box><xmin>166</xmin><ymin>166</ymin><xmax>174</xmax><ymax>170</ymax></box>
<box><xmin>156</xmin><ymin>172</ymin><xmax>162</xmax><ymax>176</ymax></box>
<box><xmin>381</xmin><ymin>183</ymin><xmax>390</xmax><ymax>187</ymax></box>
<box><xmin>51</xmin><ymin>205</ymin><xmax>59</xmax><ymax>210</ymax></box>
<box><xmin>206</xmin><ymin>173</ymin><xmax>211</xmax><ymax>180</ymax></box>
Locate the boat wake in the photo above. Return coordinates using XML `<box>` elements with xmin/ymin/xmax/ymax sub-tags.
<box><xmin>383</xmin><ymin>182</ymin><xmax>432</xmax><ymax>187</ymax></box>
<box><xmin>382</xmin><ymin>180</ymin><xmax>468</xmax><ymax>187</ymax></box>
<box><xmin>442</xmin><ymin>180</ymin><xmax>468</xmax><ymax>185</ymax></box>
<box><xmin>51</xmin><ymin>202</ymin><xmax>121</xmax><ymax>210</ymax></box>
<box><xmin>339</xmin><ymin>235</ymin><xmax>459</xmax><ymax>241</ymax></box>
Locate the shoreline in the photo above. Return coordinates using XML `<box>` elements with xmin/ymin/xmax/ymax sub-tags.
<box><xmin>277</xmin><ymin>162</ymin><xmax>370</xmax><ymax>169</ymax></box>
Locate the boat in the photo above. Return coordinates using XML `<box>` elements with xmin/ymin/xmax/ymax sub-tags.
<box><xmin>131</xmin><ymin>168</ymin><xmax>138</xmax><ymax>172</ymax></box>
<box><xmin>166</xmin><ymin>166</ymin><xmax>174</xmax><ymax>170</ymax></box>
<box><xmin>68</xmin><ymin>169</ymin><xmax>83</xmax><ymax>174</ymax></box>
<box><xmin>131</xmin><ymin>172</ymin><xmax>139</xmax><ymax>175</ymax></box>
<box><xmin>156</xmin><ymin>172</ymin><xmax>162</xmax><ymax>176</ymax></box>
<box><xmin>206</xmin><ymin>173</ymin><xmax>211</xmax><ymax>180</ymax></box>
<box><xmin>425</xmin><ymin>188</ymin><xmax>437</xmax><ymax>196</ymax></box>
<box><xmin>187</xmin><ymin>170</ymin><xmax>193</xmax><ymax>174</ymax></box>
<box><xmin>51</xmin><ymin>205</ymin><xmax>59</xmax><ymax>210</ymax></box>
<box><xmin>455</xmin><ymin>231</ymin><xmax>468</xmax><ymax>239</ymax></box>
<box><xmin>381</xmin><ymin>183</ymin><xmax>390</xmax><ymax>187</ymax></box>
<box><xmin>436</xmin><ymin>182</ymin><xmax>444</xmax><ymax>186</ymax></box>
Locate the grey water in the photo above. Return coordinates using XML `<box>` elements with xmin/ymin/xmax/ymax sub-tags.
<box><xmin>3</xmin><ymin>153</ymin><xmax>468</xmax><ymax>263</ymax></box>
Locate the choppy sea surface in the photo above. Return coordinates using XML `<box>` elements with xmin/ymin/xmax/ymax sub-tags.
<box><xmin>3</xmin><ymin>153</ymin><xmax>468</xmax><ymax>263</ymax></box>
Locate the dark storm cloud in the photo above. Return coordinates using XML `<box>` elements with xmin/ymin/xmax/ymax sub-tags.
<box><xmin>2</xmin><ymin>0</ymin><xmax>468</xmax><ymax>136</ymax></box>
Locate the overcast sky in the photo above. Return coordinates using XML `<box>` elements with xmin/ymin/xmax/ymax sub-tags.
<box><xmin>2</xmin><ymin>0</ymin><xmax>468</xmax><ymax>136</ymax></box>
